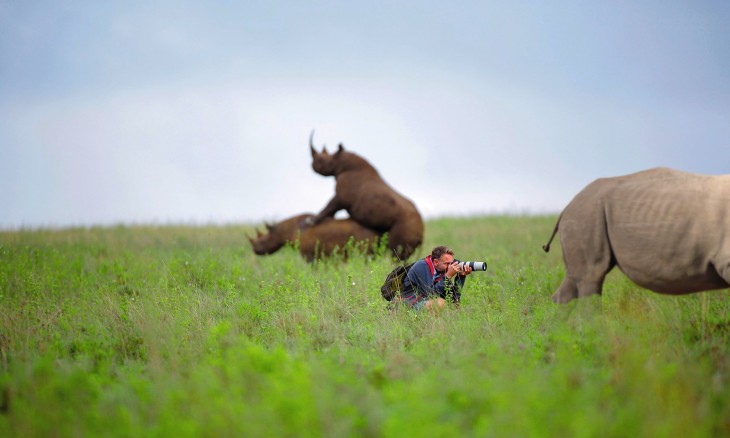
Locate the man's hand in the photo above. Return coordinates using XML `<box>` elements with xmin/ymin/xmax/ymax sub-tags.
<box><xmin>446</xmin><ymin>262</ymin><xmax>459</xmax><ymax>279</ymax></box>
<box><xmin>447</xmin><ymin>262</ymin><xmax>472</xmax><ymax>279</ymax></box>
<box><xmin>459</xmin><ymin>264</ymin><xmax>473</xmax><ymax>277</ymax></box>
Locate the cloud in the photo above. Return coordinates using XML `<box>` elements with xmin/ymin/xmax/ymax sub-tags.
<box><xmin>1</xmin><ymin>1</ymin><xmax>729</xmax><ymax>229</ymax></box>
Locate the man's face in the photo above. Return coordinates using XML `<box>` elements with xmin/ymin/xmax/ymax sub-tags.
<box><xmin>433</xmin><ymin>254</ymin><xmax>454</xmax><ymax>273</ymax></box>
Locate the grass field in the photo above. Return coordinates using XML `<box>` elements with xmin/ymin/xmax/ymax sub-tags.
<box><xmin>1</xmin><ymin>215</ymin><xmax>728</xmax><ymax>437</ymax></box>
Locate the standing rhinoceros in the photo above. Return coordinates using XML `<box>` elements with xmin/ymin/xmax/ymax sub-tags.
<box><xmin>543</xmin><ymin>167</ymin><xmax>730</xmax><ymax>303</ymax></box>
<box><xmin>308</xmin><ymin>132</ymin><xmax>424</xmax><ymax>260</ymax></box>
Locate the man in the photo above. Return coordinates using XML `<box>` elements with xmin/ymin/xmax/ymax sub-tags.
<box><xmin>400</xmin><ymin>245</ymin><xmax>472</xmax><ymax>312</ymax></box>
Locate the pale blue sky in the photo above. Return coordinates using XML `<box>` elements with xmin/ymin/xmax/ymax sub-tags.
<box><xmin>1</xmin><ymin>1</ymin><xmax>729</xmax><ymax>228</ymax></box>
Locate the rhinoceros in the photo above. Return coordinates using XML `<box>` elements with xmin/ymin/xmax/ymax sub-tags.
<box><xmin>309</xmin><ymin>132</ymin><xmax>424</xmax><ymax>259</ymax></box>
<box><xmin>543</xmin><ymin>167</ymin><xmax>730</xmax><ymax>303</ymax></box>
<box><xmin>249</xmin><ymin>213</ymin><xmax>382</xmax><ymax>262</ymax></box>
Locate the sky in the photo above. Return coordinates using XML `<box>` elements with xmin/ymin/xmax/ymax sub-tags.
<box><xmin>1</xmin><ymin>1</ymin><xmax>729</xmax><ymax>229</ymax></box>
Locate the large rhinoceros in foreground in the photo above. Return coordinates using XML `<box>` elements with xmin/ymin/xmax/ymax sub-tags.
<box><xmin>543</xmin><ymin>167</ymin><xmax>730</xmax><ymax>303</ymax></box>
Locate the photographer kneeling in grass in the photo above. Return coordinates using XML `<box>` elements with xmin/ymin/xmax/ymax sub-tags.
<box><xmin>401</xmin><ymin>245</ymin><xmax>472</xmax><ymax>312</ymax></box>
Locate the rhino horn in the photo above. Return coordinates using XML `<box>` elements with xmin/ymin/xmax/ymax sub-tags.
<box><xmin>309</xmin><ymin>130</ymin><xmax>329</xmax><ymax>155</ymax></box>
<box><xmin>310</xmin><ymin>130</ymin><xmax>317</xmax><ymax>156</ymax></box>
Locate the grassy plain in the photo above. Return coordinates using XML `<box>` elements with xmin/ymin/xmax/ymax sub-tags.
<box><xmin>0</xmin><ymin>215</ymin><xmax>728</xmax><ymax>437</ymax></box>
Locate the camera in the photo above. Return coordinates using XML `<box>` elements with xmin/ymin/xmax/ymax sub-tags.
<box><xmin>453</xmin><ymin>260</ymin><xmax>487</xmax><ymax>271</ymax></box>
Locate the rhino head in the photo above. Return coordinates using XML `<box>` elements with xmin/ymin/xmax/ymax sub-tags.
<box><xmin>249</xmin><ymin>214</ymin><xmax>313</xmax><ymax>255</ymax></box>
<box><xmin>310</xmin><ymin>130</ymin><xmax>344</xmax><ymax>177</ymax></box>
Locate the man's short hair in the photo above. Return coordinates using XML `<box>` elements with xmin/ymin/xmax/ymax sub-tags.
<box><xmin>431</xmin><ymin>245</ymin><xmax>454</xmax><ymax>260</ymax></box>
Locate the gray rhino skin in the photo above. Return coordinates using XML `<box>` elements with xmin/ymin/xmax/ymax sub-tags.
<box><xmin>543</xmin><ymin>167</ymin><xmax>730</xmax><ymax>303</ymax></box>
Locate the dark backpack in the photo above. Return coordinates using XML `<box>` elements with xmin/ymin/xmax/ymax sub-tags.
<box><xmin>380</xmin><ymin>262</ymin><xmax>415</xmax><ymax>301</ymax></box>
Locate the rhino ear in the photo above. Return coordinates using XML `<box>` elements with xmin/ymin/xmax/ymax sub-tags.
<box><xmin>335</xmin><ymin>143</ymin><xmax>344</xmax><ymax>156</ymax></box>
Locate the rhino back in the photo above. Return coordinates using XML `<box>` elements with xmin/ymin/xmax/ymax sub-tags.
<box><xmin>300</xmin><ymin>219</ymin><xmax>379</xmax><ymax>259</ymax></box>
<box><xmin>597</xmin><ymin>168</ymin><xmax>730</xmax><ymax>292</ymax></box>
<box><xmin>336</xmin><ymin>172</ymin><xmax>419</xmax><ymax>230</ymax></box>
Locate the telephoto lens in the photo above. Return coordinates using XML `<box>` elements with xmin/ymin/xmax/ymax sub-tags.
<box><xmin>455</xmin><ymin>260</ymin><xmax>487</xmax><ymax>271</ymax></box>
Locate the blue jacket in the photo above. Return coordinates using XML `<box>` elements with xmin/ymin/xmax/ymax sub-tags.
<box><xmin>401</xmin><ymin>255</ymin><xmax>465</xmax><ymax>306</ymax></box>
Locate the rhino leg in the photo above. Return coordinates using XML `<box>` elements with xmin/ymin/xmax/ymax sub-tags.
<box><xmin>298</xmin><ymin>230</ymin><xmax>321</xmax><ymax>262</ymax></box>
<box><xmin>715</xmin><ymin>255</ymin><xmax>730</xmax><ymax>287</ymax></box>
<box><xmin>552</xmin><ymin>277</ymin><xmax>608</xmax><ymax>303</ymax></box>
<box><xmin>299</xmin><ymin>245</ymin><xmax>316</xmax><ymax>262</ymax></box>
<box><xmin>312</xmin><ymin>197</ymin><xmax>342</xmax><ymax>225</ymax></box>
<box><xmin>552</xmin><ymin>215</ymin><xmax>615</xmax><ymax>303</ymax></box>
<box><xmin>387</xmin><ymin>230</ymin><xmax>420</xmax><ymax>260</ymax></box>
<box><xmin>552</xmin><ymin>276</ymin><xmax>578</xmax><ymax>303</ymax></box>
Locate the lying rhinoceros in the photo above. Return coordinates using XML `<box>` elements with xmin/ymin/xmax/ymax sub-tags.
<box><xmin>249</xmin><ymin>213</ymin><xmax>382</xmax><ymax>262</ymax></box>
<box><xmin>543</xmin><ymin>167</ymin><xmax>730</xmax><ymax>303</ymax></box>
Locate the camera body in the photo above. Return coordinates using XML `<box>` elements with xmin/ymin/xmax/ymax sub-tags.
<box><xmin>453</xmin><ymin>260</ymin><xmax>487</xmax><ymax>271</ymax></box>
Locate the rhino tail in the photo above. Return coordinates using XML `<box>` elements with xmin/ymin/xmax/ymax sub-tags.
<box><xmin>542</xmin><ymin>213</ymin><xmax>562</xmax><ymax>253</ymax></box>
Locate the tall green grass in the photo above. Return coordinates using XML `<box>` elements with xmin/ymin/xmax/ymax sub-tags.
<box><xmin>1</xmin><ymin>217</ymin><xmax>728</xmax><ymax>436</ymax></box>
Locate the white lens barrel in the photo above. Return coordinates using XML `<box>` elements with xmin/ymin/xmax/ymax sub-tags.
<box><xmin>470</xmin><ymin>261</ymin><xmax>487</xmax><ymax>271</ymax></box>
<box><xmin>458</xmin><ymin>261</ymin><xmax>487</xmax><ymax>271</ymax></box>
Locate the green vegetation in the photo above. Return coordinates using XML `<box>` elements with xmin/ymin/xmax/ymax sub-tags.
<box><xmin>1</xmin><ymin>216</ymin><xmax>728</xmax><ymax>436</ymax></box>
